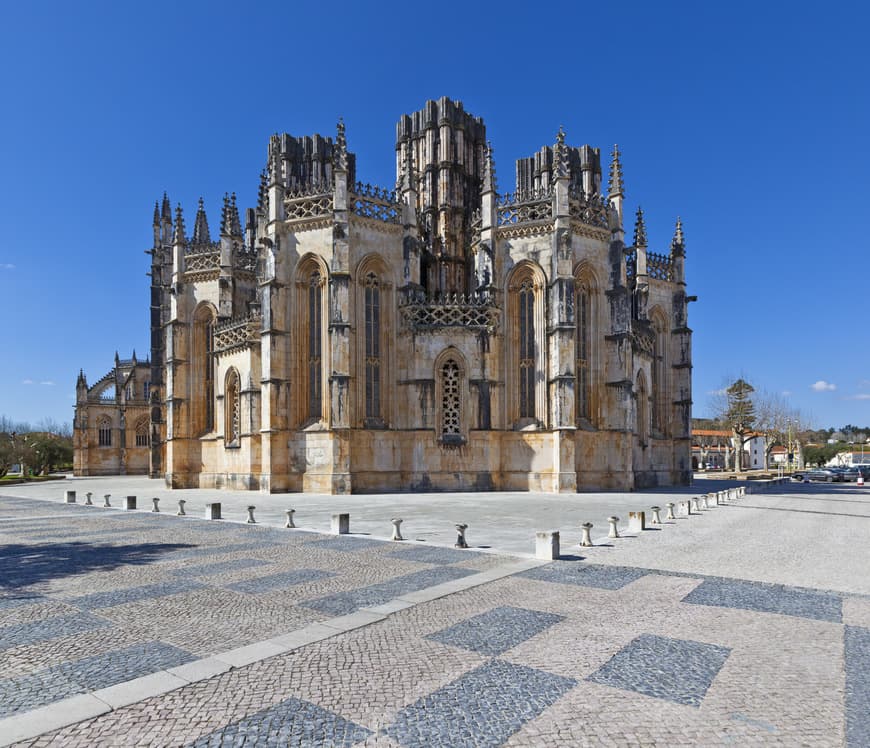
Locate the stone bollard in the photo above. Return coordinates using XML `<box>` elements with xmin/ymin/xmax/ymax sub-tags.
<box><xmin>739</xmin><ymin>486</ymin><xmax>746</xmax><ymax>498</ymax></box>
<box><xmin>650</xmin><ymin>506</ymin><xmax>662</xmax><ymax>524</ymax></box>
<box><xmin>246</xmin><ymin>506</ymin><xmax>256</xmax><ymax>524</ymax></box>
<box><xmin>580</xmin><ymin>522</ymin><xmax>594</xmax><ymax>547</ymax></box>
<box><xmin>285</xmin><ymin>509</ymin><xmax>296</xmax><ymax>528</ymax></box>
<box><xmin>628</xmin><ymin>511</ymin><xmax>646</xmax><ymax>532</ymax></box>
<box><xmin>64</xmin><ymin>490</ymin><xmax>76</xmax><ymax>504</ymax></box>
<box><xmin>331</xmin><ymin>513</ymin><xmax>350</xmax><ymax>535</ymax></box>
<box><xmin>455</xmin><ymin>523</ymin><xmax>469</xmax><ymax>548</ymax></box>
<box><xmin>391</xmin><ymin>518</ymin><xmax>404</xmax><ymax>541</ymax></box>
<box><xmin>124</xmin><ymin>496</ymin><xmax>137</xmax><ymax>511</ymax></box>
<box><xmin>665</xmin><ymin>502</ymin><xmax>676</xmax><ymax>520</ymax></box>
<box><xmin>690</xmin><ymin>497</ymin><xmax>701</xmax><ymax>513</ymax></box>
<box><xmin>85</xmin><ymin>492</ymin><xmax>93</xmax><ymax>506</ymax></box>
<box><xmin>536</xmin><ymin>531</ymin><xmax>560</xmax><ymax>560</ymax></box>
<box><xmin>716</xmin><ymin>490</ymin><xmax>725</xmax><ymax>505</ymax></box>
<box><xmin>677</xmin><ymin>500</ymin><xmax>691</xmax><ymax>517</ymax></box>
<box><xmin>103</xmin><ymin>494</ymin><xmax>111</xmax><ymax>508</ymax></box>
<box><xmin>177</xmin><ymin>499</ymin><xmax>186</xmax><ymax>516</ymax></box>
<box><xmin>608</xmin><ymin>516</ymin><xmax>620</xmax><ymax>538</ymax></box>
<box><xmin>152</xmin><ymin>497</ymin><xmax>160</xmax><ymax>513</ymax></box>
<box><xmin>205</xmin><ymin>503</ymin><xmax>221</xmax><ymax>520</ymax></box>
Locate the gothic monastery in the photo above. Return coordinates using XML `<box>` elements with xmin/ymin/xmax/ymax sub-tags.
<box><xmin>74</xmin><ymin>97</ymin><xmax>693</xmax><ymax>493</ymax></box>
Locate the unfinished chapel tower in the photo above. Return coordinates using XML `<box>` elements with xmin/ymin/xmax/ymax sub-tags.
<box><xmin>74</xmin><ymin>97</ymin><xmax>693</xmax><ymax>493</ymax></box>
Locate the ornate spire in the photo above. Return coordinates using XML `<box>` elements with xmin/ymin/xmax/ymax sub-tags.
<box><xmin>633</xmin><ymin>206</ymin><xmax>647</xmax><ymax>248</ymax></box>
<box><xmin>257</xmin><ymin>169</ymin><xmax>268</xmax><ymax>211</ymax></box>
<box><xmin>671</xmin><ymin>216</ymin><xmax>685</xmax><ymax>254</ymax></box>
<box><xmin>161</xmin><ymin>192</ymin><xmax>172</xmax><ymax>223</ymax></box>
<box><xmin>553</xmin><ymin>126</ymin><xmax>568</xmax><ymax>179</ymax></box>
<box><xmin>152</xmin><ymin>201</ymin><xmax>160</xmax><ymax>227</ymax></box>
<box><xmin>173</xmin><ymin>203</ymin><xmax>186</xmax><ymax>245</ymax></box>
<box><xmin>608</xmin><ymin>144</ymin><xmax>624</xmax><ymax>198</ymax></box>
<box><xmin>482</xmin><ymin>141</ymin><xmax>497</xmax><ymax>194</ymax></box>
<box><xmin>131</xmin><ymin>349</ymin><xmax>137</xmax><ymax>364</ymax></box>
<box><xmin>400</xmin><ymin>139</ymin><xmax>417</xmax><ymax>193</ymax></box>
<box><xmin>230</xmin><ymin>193</ymin><xmax>242</xmax><ymax>236</ymax></box>
<box><xmin>334</xmin><ymin>117</ymin><xmax>348</xmax><ymax>171</ymax></box>
<box><xmin>220</xmin><ymin>193</ymin><xmax>230</xmax><ymax>235</ymax></box>
<box><xmin>192</xmin><ymin>197</ymin><xmax>211</xmax><ymax>245</ymax></box>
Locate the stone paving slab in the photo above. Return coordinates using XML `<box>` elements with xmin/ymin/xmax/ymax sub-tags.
<box><xmin>1</xmin><ymin>483</ymin><xmax>869</xmax><ymax>746</ymax></box>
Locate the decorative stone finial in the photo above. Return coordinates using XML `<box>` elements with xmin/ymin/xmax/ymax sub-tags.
<box><xmin>173</xmin><ymin>204</ymin><xmax>186</xmax><ymax>244</ymax></box>
<box><xmin>671</xmin><ymin>216</ymin><xmax>685</xmax><ymax>255</ymax></box>
<box><xmin>482</xmin><ymin>141</ymin><xmax>497</xmax><ymax>194</ymax></box>
<box><xmin>192</xmin><ymin>197</ymin><xmax>211</xmax><ymax>245</ymax></box>
<box><xmin>334</xmin><ymin>117</ymin><xmax>348</xmax><ymax>171</ymax></box>
<box><xmin>633</xmin><ymin>206</ymin><xmax>647</xmax><ymax>248</ymax></box>
<box><xmin>152</xmin><ymin>201</ymin><xmax>160</xmax><ymax>227</ymax></box>
<box><xmin>608</xmin><ymin>144</ymin><xmax>624</xmax><ymax>198</ymax></box>
<box><xmin>230</xmin><ymin>193</ymin><xmax>242</xmax><ymax>236</ymax></box>
<box><xmin>553</xmin><ymin>126</ymin><xmax>568</xmax><ymax>179</ymax></box>
<box><xmin>161</xmin><ymin>192</ymin><xmax>172</xmax><ymax>223</ymax></box>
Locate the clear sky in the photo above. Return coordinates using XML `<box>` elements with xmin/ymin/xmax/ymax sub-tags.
<box><xmin>0</xmin><ymin>0</ymin><xmax>867</xmax><ymax>430</ymax></box>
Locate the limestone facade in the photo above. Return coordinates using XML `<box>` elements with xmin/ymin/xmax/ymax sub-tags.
<box><xmin>73</xmin><ymin>354</ymin><xmax>153</xmax><ymax>475</ymax></box>
<box><xmin>74</xmin><ymin>97</ymin><xmax>693</xmax><ymax>493</ymax></box>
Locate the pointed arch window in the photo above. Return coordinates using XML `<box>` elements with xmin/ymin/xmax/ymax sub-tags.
<box><xmin>576</xmin><ymin>286</ymin><xmax>590</xmax><ymax>421</ymax></box>
<box><xmin>364</xmin><ymin>272</ymin><xmax>381</xmax><ymax>421</ymax></box>
<box><xmin>193</xmin><ymin>304</ymin><xmax>216</xmax><ymax>434</ymax></box>
<box><xmin>651</xmin><ymin>316</ymin><xmax>669</xmax><ymax>436</ymax></box>
<box><xmin>307</xmin><ymin>270</ymin><xmax>323</xmax><ymax>421</ymax></box>
<box><xmin>637</xmin><ymin>372</ymin><xmax>650</xmax><ymax>446</ymax></box>
<box><xmin>97</xmin><ymin>416</ymin><xmax>112</xmax><ymax>447</ymax></box>
<box><xmin>441</xmin><ymin>359</ymin><xmax>461</xmax><ymax>439</ymax></box>
<box><xmin>134</xmin><ymin>418</ymin><xmax>149</xmax><ymax>447</ymax></box>
<box><xmin>518</xmin><ymin>279</ymin><xmax>536</xmax><ymax>420</ymax></box>
<box><xmin>225</xmin><ymin>369</ymin><xmax>241</xmax><ymax>446</ymax></box>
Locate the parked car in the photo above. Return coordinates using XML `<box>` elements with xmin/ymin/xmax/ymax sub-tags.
<box><xmin>805</xmin><ymin>468</ymin><xmax>839</xmax><ymax>482</ymax></box>
<box><xmin>839</xmin><ymin>467</ymin><xmax>861</xmax><ymax>482</ymax></box>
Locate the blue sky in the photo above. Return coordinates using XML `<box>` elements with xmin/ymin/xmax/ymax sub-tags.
<box><xmin>0</xmin><ymin>0</ymin><xmax>867</xmax><ymax>430</ymax></box>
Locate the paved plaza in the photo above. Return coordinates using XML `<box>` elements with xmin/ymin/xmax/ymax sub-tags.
<box><xmin>0</xmin><ymin>477</ymin><xmax>868</xmax><ymax>746</ymax></box>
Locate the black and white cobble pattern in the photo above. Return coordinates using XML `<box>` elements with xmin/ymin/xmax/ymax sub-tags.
<box><xmin>586</xmin><ymin>633</ymin><xmax>731</xmax><ymax>707</ymax></box>
<box><xmin>308</xmin><ymin>536</ymin><xmax>388</xmax><ymax>553</ymax></box>
<box><xmin>518</xmin><ymin>562</ymin><xmax>650</xmax><ymax>590</ymax></box>
<box><xmin>0</xmin><ymin>592</ymin><xmax>46</xmax><ymax>611</ymax></box>
<box><xmin>171</xmin><ymin>558</ymin><xmax>272</xmax><ymax>578</ymax></box>
<box><xmin>0</xmin><ymin>611</ymin><xmax>110</xmax><ymax>651</ymax></box>
<box><xmin>682</xmin><ymin>578</ymin><xmax>843</xmax><ymax>623</ymax></box>
<box><xmin>845</xmin><ymin>625</ymin><xmax>870</xmax><ymax>747</ymax></box>
<box><xmin>161</xmin><ymin>541</ymin><xmax>280</xmax><ymax>562</ymax></box>
<box><xmin>67</xmin><ymin>579</ymin><xmax>206</xmax><ymax>610</ymax></box>
<box><xmin>188</xmin><ymin>695</ymin><xmax>372</xmax><ymax>747</ymax></box>
<box><xmin>223</xmin><ymin>569</ymin><xmax>334</xmax><ymax>594</ymax></box>
<box><xmin>384</xmin><ymin>659</ymin><xmax>576</xmax><ymax>748</ymax></box>
<box><xmin>302</xmin><ymin>567</ymin><xmax>477</xmax><ymax>616</ymax></box>
<box><xmin>426</xmin><ymin>606</ymin><xmax>566</xmax><ymax>656</ymax></box>
<box><xmin>0</xmin><ymin>640</ymin><xmax>194</xmax><ymax>718</ymax></box>
<box><xmin>388</xmin><ymin>546</ymin><xmax>473</xmax><ymax>566</ymax></box>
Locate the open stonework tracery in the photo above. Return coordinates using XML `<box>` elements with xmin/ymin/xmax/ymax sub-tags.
<box><xmin>74</xmin><ymin>96</ymin><xmax>693</xmax><ymax>493</ymax></box>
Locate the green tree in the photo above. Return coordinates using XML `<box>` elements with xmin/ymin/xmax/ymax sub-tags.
<box><xmin>724</xmin><ymin>379</ymin><xmax>755</xmax><ymax>470</ymax></box>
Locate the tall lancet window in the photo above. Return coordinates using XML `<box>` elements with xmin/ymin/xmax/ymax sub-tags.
<box><xmin>308</xmin><ymin>270</ymin><xmax>323</xmax><ymax>420</ymax></box>
<box><xmin>518</xmin><ymin>279</ymin><xmax>536</xmax><ymax>419</ymax></box>
<box><xmin>364</xmin><ymin>272</ymin><xmax>381</xmax><ymax>421</ymax></box>
<box><xmin>194</xmin><ymin>304</ymin><xmax>216</xmax><ymax>434</ymax></box>
<box><xmin>576</xmin><ymin>287</ymin><xmax>590</xmax><ymax>421</ymax></box>
<box><xmin>97</xmin><ymin>416</ymin><xmax>112</xmax><ymax>447</ymax></box>
<box><xmin>225</xmin><ymin>369</ymin><xmax>240</xmax><ymax>446</ymax></box>
<box><xmin>441</xmin><ymin>359</ymin><xmax>461</xmax><ymax>439</ymax></box>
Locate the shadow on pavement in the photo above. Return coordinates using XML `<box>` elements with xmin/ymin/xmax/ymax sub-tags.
<box><xmin>0</xmin><ymin>541</ymin><xmax>193</xmax><ymax>591</ymax></box>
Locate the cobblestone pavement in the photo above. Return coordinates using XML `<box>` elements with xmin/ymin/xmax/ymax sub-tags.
<box><xmin>1</xmin><ymin>480</ymin><xmax>869</xmax><ymax>746</ymax></box>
